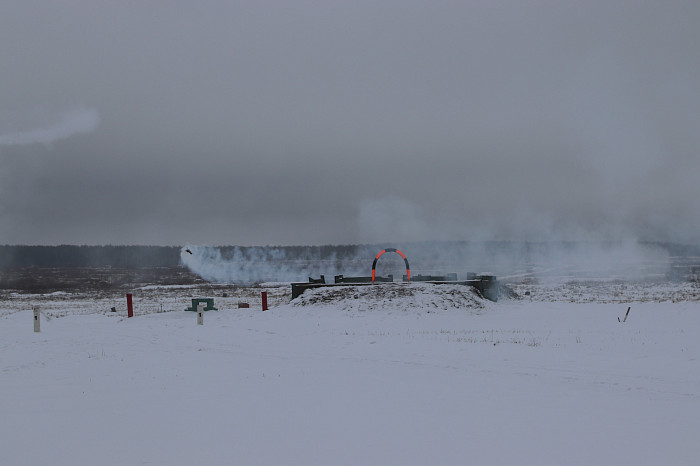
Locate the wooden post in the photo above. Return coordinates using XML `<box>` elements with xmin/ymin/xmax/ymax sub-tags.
<box><xmin>33</xmin><ymin>306</ymin><xmax>40</xmax><ymax>332</ymax></box>
<box><xmin>261</xmin><ymin>292</ymin><xmax>268</xmax><ymax>311</ymax></box>
<box><xmin>127</xmin><ymin>294</ymin><xmax>134</xmax><ymax>318</ymax></box>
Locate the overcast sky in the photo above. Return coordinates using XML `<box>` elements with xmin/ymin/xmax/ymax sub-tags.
<box><xmin>1</xmin><ymin>1</ymin><xmax>699</xmax><ymax>246</ymax></box>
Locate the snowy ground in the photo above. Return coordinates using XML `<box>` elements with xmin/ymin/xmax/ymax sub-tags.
<box><xmin>2</xmin><ymin>280</ymin><xmax>700</xmax><ymax>465</ymax></box>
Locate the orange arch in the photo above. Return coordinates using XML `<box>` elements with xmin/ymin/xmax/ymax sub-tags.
<box><xmin>371</xmin><ymin>248</ymin><xmax>410</xmax><ymax>282</ymax></box>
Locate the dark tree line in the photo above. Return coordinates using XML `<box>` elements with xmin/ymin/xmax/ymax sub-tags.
<box><xmin>0</xmin><ymin>245</ymin><xmax>181</xmax><ymax>269</ymax></box>
<box><xmin>0</xmin><ymin>244</ymin><xmax>368</xmax><ymax>269</ymax></box>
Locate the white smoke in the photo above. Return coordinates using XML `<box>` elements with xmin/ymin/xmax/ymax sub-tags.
<box><xmin>0</xmin><ymin>108</ymin><xmax>100</xmax><ymax>146</ymax></box>
<box><xmin>181</xmin><ymin>239</ymin><xmax>672</xmax><ymax>288</ymax></box>
<box><xmin>180</xmin><ymin>244</ymin><xmax>367</xmax><ymax>284</ymax></box>
<box><xmin>355</xmin><ymin>196</ymin><xmax>673</xmax><ymax>282</ymax></box>
<box><xmin>180</xmin><ymin>246</ymin><xmax>239</xmax><ymax>283</ymax></box>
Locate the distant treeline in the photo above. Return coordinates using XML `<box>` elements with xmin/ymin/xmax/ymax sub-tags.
<box><xmin>0</xmin><ymin>244</ymin><xmax>367</xmax><ymax>269</ymax></box>
<box><xmin>0</xmin><ymin>245</ymin><xmax>182</xmax><ymax>269</ymax></box>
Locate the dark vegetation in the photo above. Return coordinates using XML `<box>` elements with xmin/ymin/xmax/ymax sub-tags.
<box><xmin>0</xmin><ymin>246</ymin><xmax>190</xmax><ymax>292</ymax></box>
<box><xmin>0</xmin><ymin>244</ymin><xmax>367</xmax><ymax>269</ymax></box>
<box><xmin>0</xmin><ymin>245</ymin><xmax>181</xmax><ymax>269</ymax></box>
<box><xmin>0</xmin><ymin>266</ymin><xmax>203</xmax><ymax>293</ymax></box>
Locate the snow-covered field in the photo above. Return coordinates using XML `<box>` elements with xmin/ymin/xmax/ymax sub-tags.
<box><xmin>2</xmin><ymin>280</ymin><xmax>700</xmax><ymax>465</ymax></box>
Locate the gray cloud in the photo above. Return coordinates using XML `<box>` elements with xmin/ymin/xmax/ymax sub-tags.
<box><xmin>1</xmin><ymin>1</ymin><xmax>699</xmax><ymax>246</ymax></box>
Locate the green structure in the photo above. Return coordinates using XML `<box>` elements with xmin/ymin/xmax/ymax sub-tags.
<box><xmin>186</xmin><ymin>298</ymin><xmax>218</xmax><ymax>312</ymax></box>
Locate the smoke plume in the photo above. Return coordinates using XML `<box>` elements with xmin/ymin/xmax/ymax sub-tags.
<box><xmin>180</xmin><ymin>239</ymin><xmax>672</xmax><ymax>287</ymax></box>
<box><xmin>0</xmin><ymin>108</ymin><xmax>100</xmax><ymax>146</ymax></box>
<box><xmin>180</xmin><ymin>244</ymin><xmax>366</xmax><ymax>284</ymax></box>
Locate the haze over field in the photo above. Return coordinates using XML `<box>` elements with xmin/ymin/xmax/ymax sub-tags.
<box><xmin>1</xmin><ymin>1</ymin><xmax>699</xmax><ymax>246</ymax></box>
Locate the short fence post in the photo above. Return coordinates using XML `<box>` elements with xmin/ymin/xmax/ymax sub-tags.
<box><xmin>127</xmin><ymin>293</ymin><xmax>134</xmax><ymax>318</ymax></box>
<box><xmin>33</xmin><ymin>306</ymin><xmax>40</xmax><ymax>332</ymax></box>
<box><xmin>261</xmin><ymin>292</ymin><xmax>268</xmax><ymax>311</ymax></box>
<box><xmin>197</xmin><ymin>304</ymin><xmax>204</xmax><ymax>325</ymax></box>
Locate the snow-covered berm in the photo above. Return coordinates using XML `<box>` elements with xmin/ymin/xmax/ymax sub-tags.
<box><xmin>2</xmin><ymin>281</ymin><xmax>700</xmax><ymax>465</ymax></box>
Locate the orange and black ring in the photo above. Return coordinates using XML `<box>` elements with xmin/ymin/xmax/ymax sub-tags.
<box><xmin>371</xmin><ymin>248</ymin><xmax>410</xmax><ymax>282</ymax></box>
